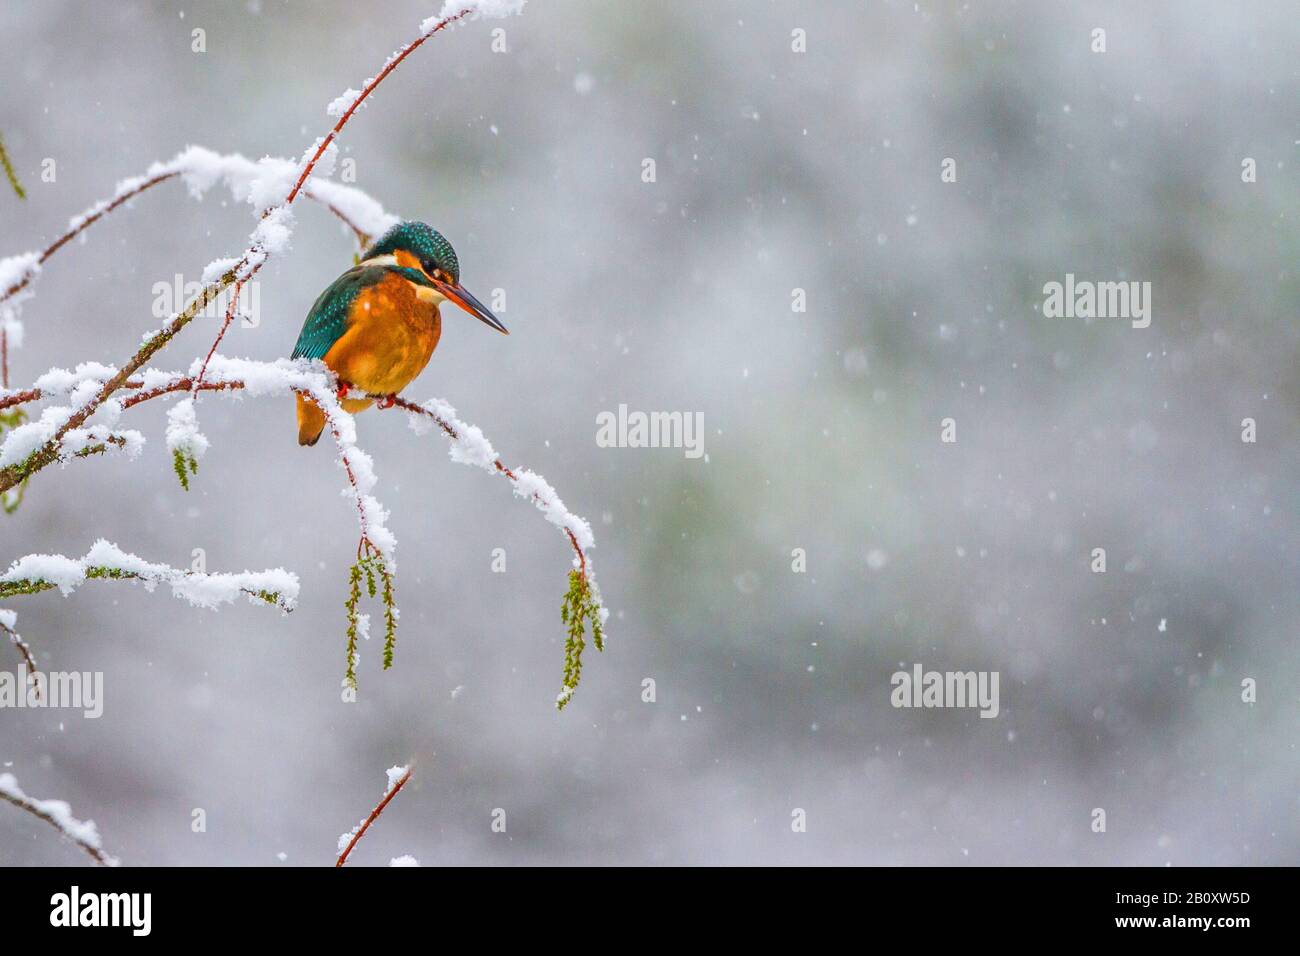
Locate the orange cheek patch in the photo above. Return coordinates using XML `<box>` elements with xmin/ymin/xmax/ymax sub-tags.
<box><xmin>394</xmin><ymin>249</ymin><xmax>422</xmax><ymax>271</ymax></box>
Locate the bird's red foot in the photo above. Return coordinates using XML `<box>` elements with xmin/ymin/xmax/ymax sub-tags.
<box><xmin>376</xmin><ymin>394</ymin><xmax>397</xmax><ymax>409</ymax></box>
<box><xmin>336</xmin><ymin>382</ymin><xmax>351</xmax><ymax>401</ymax></box>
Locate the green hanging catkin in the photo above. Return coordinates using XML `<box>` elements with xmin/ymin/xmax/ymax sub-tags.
<box><xmin>556</xmin><ymin>569</ymin><xmax>605</xmax><ymax>711</ymax></box>
<box><xmin>344</xmin><ymin>561</ymin><xmax>363</xmax><ymax>690</ymax></box>
<box><xmin>341</xmin><ymin>550</ymin><xmax>398</xmax><ymax>687</ymax></box>
<box><xmin>171</xmin><ymin>448</ymin><xmax>198</xmax><ymax>490</ymax></box>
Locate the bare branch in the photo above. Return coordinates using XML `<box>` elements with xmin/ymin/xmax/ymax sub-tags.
<box><xmin>0</xmin><ymin>613</ymin><xmax>39</xmax><ymax>697</ymax></box>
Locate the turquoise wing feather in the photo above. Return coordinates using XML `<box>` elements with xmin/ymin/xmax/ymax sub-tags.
<box><xmin>291</xmin><ymin>266</ymin><xmax>385</xmax><ymax>361</ymax></box>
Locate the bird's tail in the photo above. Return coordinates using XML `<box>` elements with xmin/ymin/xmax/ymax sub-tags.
<box><xmin>296</xmin><ymin>393</ymin><xmax>327</xmax><ymax>447</ymax></box>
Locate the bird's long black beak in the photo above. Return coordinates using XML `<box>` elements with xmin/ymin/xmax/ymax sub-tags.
<box><xmin>439</xmin><ymin>281</ymin><xmax>508</xmax><ymax>335</ymax></box>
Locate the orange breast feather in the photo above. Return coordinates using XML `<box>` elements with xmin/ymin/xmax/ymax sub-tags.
<box><xmin>324</xmin><ymin>272</ymin><xmax>441</xmax><ymax>403</ymax></box>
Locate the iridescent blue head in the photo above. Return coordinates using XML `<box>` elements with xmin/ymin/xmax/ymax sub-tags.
<box><xmin>362</xmin><ymin>221</ymin><xmax>506</xmax><ymax>334</ymax></box>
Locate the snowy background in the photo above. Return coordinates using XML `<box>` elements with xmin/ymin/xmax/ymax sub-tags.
<box><xmin>1</xmin><ymin>0</ymin><xmax>1297</xmax><ymax>865</ymax></box>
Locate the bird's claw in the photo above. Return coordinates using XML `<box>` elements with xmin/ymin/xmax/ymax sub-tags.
<box><xmin>336</xmin><ymin>382</ymin><xmax>350</xmax><ymax>401</ymax></box>
<box><xmin>376</xmin><ymin>394</ymin><xmax>396</xmax><ymax>410</ymax></box>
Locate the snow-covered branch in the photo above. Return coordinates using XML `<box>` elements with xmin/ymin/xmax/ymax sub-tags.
<box><xmin>1</xmin><ymin>347</ymin><xmax>606</xmax><ymax>704</ymax></box>
<box><xmin>395</xmin><ymin>394</ymin><xmax>607</xmax><ymax>707</ymax></box>
<box><xmin>0</xmin><ymin>539</ymin><xmax>299</xmax><ymax>611</ymax></box>
<box><xmin>2</xmin><ymin>356</ymin><xmax>397</xmax><ymax>691</ymax></box>
<box><xmin>0</xmin><ymin>147</ymin><xmax>398</xmax><ymax>393</ymax></box>
<box><xmin>0</xmin><ymin>146</ymin><xmax>398</xmax><ymax>307</ymax></box>
<box><xmin>0</xmin><ymin>356</ymin><xmax>392</xmax><ymax>553</ymax></box>
<box><xmin>0</xmin><ymin>771</ymin><xmax>118</xmax><ymax>866</ymax></box>
<box><xmin>144</xmin><ymin>354</ymin><xmax>397</xmax><ymax>565</ymax></box>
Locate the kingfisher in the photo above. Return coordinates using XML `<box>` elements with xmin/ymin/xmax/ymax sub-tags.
<box><xmin>291</xmin><ymin>221</ymin><xmax>507</xmax><ymax>445</ymax></box>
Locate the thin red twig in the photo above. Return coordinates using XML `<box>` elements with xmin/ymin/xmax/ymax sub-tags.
<box><xmin>0</xmin><ymin>387</ymin><xmax>39</xmax><ymax>411</ymax></box>
<box><xmin>0</xmin><ymin>176</ymin><xmax>373</xmax><ymax>313</ymax></box>
<box><xmin>285</xmin><ymin>9</ymin><xmax>472</xmax><ymax>208</ymax></box>
<box><xmin>121</xmin><ymin>378</ymin><xmax>241</xmax><ymax>409</ymax></box>
<box><xmin>379</xmin><ymin>394</ymin><xmax>592</xmax><ymax>580</ymax></box>
<box><xmin>0</xmin><ymin>172</ymin><xmax>179</xmax><ymax>308</ymax></box>
<box><xmin>1</xmin><ymin>619</ymin><xmax>39</xmax><ymax>700</ymax></box>
<box><xmin>1</xmin><ymin>379</ymin><xmax>239</xmax><ymax>413</ymax></box>
<box><xmin>192</xmin><ymin>280</ymin><xmax>243</xmax><ymax>395</ymax></box>
<box><xmin>0</xmin><ymin>167</ymin><xmax>173</xmax><ymax>387</ymax></box>
<box><xmin>335</xmin><ymin>765</ymin><xmax>412</xmax><ymax>867</ymax></box>
<box><xmin>315</xmin><ymin>394</ymin><xmax>376</xmax><ymax>552</ymax></box>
